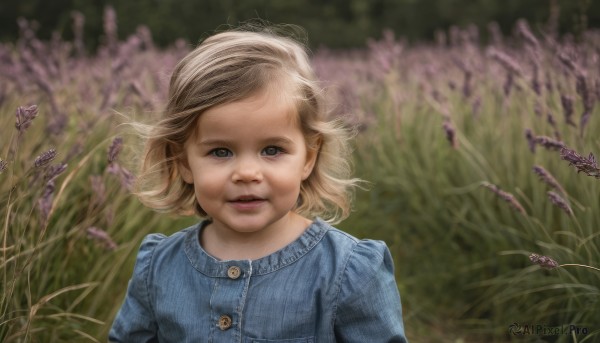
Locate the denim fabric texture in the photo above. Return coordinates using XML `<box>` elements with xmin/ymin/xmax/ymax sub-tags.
<box><xmin>109</xmin><ymin>218</ymin><xmax>408</xmax><ymax>343</ymax></box>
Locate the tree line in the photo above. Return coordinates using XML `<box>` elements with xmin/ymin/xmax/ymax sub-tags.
<box><xmin>0</xmin><ymin>0</ymin><xmax>598</xmax><ymax>49</ymax></box>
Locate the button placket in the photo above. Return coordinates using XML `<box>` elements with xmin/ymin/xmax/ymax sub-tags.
<box><xmin>210</xmin><ymin>261</ymin><xmax>251</xmax><ymax>340</ymax></box>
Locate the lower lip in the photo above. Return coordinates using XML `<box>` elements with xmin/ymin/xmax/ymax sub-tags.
<box><xmin>228</xmin><ymin>200</ymin><xmax>266</xmax><ymax>211</ymax></box>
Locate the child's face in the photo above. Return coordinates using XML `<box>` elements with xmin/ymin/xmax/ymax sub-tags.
<box><xmin>179</xmin><ymin>90</ymin><xmax>318</xmax><ymax>235</ymax></box>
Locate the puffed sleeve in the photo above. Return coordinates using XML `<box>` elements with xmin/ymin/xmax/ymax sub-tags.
<box><xmin>333</xmin><ymin>240</ymin><xmax>408</xmax><ymax>343</ymax></box>
<box><xmin>108</xmin><ymin>234</ymin><xmax>165</xmax><ymax>343</ymax></box>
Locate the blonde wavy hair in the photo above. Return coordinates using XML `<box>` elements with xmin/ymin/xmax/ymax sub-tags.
<box><xmin>135</xmin><ymin>25</ymin><xmax>360</xmax><ymax>223</ymax></box>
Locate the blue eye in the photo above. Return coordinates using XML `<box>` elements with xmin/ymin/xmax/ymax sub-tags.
<box><xmin>262</xmin><ymin>146</ymin><xmax>283</xmax><ymax>156</ymax></box>
<box><xmin>209</xmin><ymin>148</ymin><xmax>232</xmax><ymax>158</ymax></box>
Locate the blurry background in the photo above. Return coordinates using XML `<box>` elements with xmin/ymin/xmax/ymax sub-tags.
<box><xmin>2</xmin><ymin>1</ymin><xmax>600</xmax><ymax>342</ymax></box>
<box><xmin>1</xmin><ymin>0</ymin><xmax>599</xmax><ymax>49</ymax></box>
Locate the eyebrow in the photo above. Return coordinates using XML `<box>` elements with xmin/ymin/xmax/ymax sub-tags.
<box><xmin>198</xmin><ymin>136</ymin><xmax>295</xmax><ymax>146</ymax></box>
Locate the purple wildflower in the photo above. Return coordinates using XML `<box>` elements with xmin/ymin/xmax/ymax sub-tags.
<box><xmin>38</xmin><ymin>180</ymin><xmax>55</xmax><ymax>225</ymax></box>
<box><xmin>557</xmin><ymin>51</ymin><xmax>579</xmax><ymax>74</ymax></box>
<box><xmin>525</xmin><ymin>129</ymin><xmax>536</xmax><ymax>153</ymax></box>
<box><xmin>107</xmin><ymin>163</ymin><xmax>135</xmax><ymax>191</ymax></box>
<box><xmin>487</xmin><ymin>21</ymin><xmax>503</xmax><ymax>45</ymax></box>
<box><xmin>86</xmin><ymin>226</ymin><xmax>117</xmax><ymax>250</ymax></box>
<box><xmin>547</xmin><ymin>191</ymin><xmax>573</xmax><ymax>216</ymax></box>
<box><xmin>560</xmin><ymin>148</ymin><xmax>600</xmax><ymax>179</ymax></box>
<box><xmin>71</xmin><ymin>11</ymin><xmax>85</xmax><ymax>57</ymax></box>
<box><xmin>546</xmin><ymin>112</ymin><xmax>560</xmax><ymax>141</ymax></box>
<box><xmin>108</xmin><ymin>137</ymin><xmax>123</xmax><ymax>163</ymax></box>
<box><xmin>576</xmin><ymin>75</ymin><xmax>595</xmax><ymax>136</ymax></box>
<box><xmin>0</xmin><ymin>159</ymin><xmax>7</xmax><ymax>174</ymax></box>
<box><xmin>442</xmin><ymin>120</ymin><xmax>458</xmax><ymax>148</ymax></box>
<box><xmin>531</xmin><ymin>65</ymin><xmax>541</xmax><ymax>96</ymax></box>
<box><xmin>34</xmin><ymin>148</ymin><xmax>57</xmax><ymax>168</ymax></box>
<box><xmin>532</xmin><ymin>166</ymin><xmax>566</xmax><ymax>195</ymax></box>
<box><xmin>516</xmin><ymin>19</ymin><xmax>539</xmax><ymax>50</ymax></box>
<box><xmin>89</xmin><ymin>175</ymin><xmax>107</xmax><ymax>207</ymax></box>
<box><xmin>534</xmin><ymin>136</ymin><xmax>565</xmax><ymax>151</ymax></box>
<box><xmin>503</xmin><ymin>73</ymin><xmax>514</xmax><ymax>97</ymax></box>
<box><xmin>103</xmin><ymin>5</ymin><xmax>118</xmax><ymax>54</ymax></box>
<box><xmin>462</xmin><ymin>71</ymin><xmax>472</xmax><ymax>99</ymax></box>
<box><xmin>529</xmin><ymin>253</ymin><xmax>559</xmax><ymax>269</ymax></box>
<box><xmin>482</xmin><ymin>182</ymin><xmax>526</xmax><ymax>215</ymax></box>
<box><xmin>45</xmin><ymin>163</ymin><xmax>67</xmax><ymax>182</ymax></box>
<box><xmin>15</xmin><ymin>105</ymin><xmax>38</xmax><ymax>132</ymax></box>
<box><xmin>560</xmin><ymin>95</ymin><xmax>576</xmax><ymax>127</ymax></box>
<box><xmin>487</xmin><ymin>48</ymin><xmax>522</xmax><ymax>75</ymax></box>
<box><xmin>533</xmin><ymin>102</ymin><xmax>542</xmax><ymax>117</ymax></box>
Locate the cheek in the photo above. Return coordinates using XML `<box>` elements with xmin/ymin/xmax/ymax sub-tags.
<box><xmin>268</xmin><ymin>172</ymin><xmax>304</xmax><ymax>197</ymax></box>
<box><xmin>191</xmin><ymin>168</ymin><xmax>226</xmax><ymax>198</ymax></box>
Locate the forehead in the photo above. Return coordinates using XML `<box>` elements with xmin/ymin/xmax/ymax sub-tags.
<box><xmin>193</xmin><ymin>90</ymin><xmax>302</xmax><ymax>139</ymax></box>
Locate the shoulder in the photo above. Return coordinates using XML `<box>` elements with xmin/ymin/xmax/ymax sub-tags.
<box><xmin>316</xmin><ymin>219</ymin><xmax>392</xmax><ymax>267</ymax></box>
<box><xmin>138</xmin><ymin>226</ymin><xmax>194</xmax><ymax>254</ymax></box>
<box><xmin>314</xmin><ymin>221</ymin><xmax>395</xmax><ymax>297</ymax></box>
<box><xmin>340</xmin><ymin>238</ymin><xmax>394</xmax><ymax>293</ymax></box>
<box><xmin>133</xmin><ymin>223</ymin><xmax>201</xmax><ymax>275</ymax></box>
<box><xmin>312</xmin><ymin>219</ymin><xmax>394</xmax><ymax>283</ymax></box>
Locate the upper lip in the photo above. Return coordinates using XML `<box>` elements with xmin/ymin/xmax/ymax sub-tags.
<box><xmin>230</xmin><ymin>194</ymin><xmax>265</xmax><ymax>201</ymax></box>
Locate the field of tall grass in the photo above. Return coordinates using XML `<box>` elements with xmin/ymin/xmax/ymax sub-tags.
<box><xmin>1</xmin><ymin>10</ymin><xmax>599</xmax><ymax>343</ymax></box>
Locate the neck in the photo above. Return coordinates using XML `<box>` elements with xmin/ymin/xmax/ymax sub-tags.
<box><xmin>200</xmin><ymin>212</ymin><xmax>311</xmax><ymax>261</ymax></box>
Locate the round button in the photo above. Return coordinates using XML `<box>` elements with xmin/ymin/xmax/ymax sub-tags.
<box><xmin>227</xmin><ymin>266</ymin><xmax>241</xmax><ymax>279</ymax></box>
<box><xmin>218</xmin><ymin>314</ymin><xmax>232</xmax><ymax>330</ymax></box>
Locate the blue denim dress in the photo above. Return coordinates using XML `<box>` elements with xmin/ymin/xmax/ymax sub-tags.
<box><xmin>109</xmin><ymin>218</ymin><xmax>408</xmax><ymax>342</ymax></box>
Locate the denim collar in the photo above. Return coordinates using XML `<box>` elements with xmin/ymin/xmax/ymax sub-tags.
<box><xmin>184</xmin><ymin>218</ymin><xmax>329</xmax><ymax>277</ymax></box>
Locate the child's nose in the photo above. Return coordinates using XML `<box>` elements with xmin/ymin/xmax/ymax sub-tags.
<box><xmin>231</xmin><ymin>156</ymin><xmax>262</xmax><ymax>182</ymax></box>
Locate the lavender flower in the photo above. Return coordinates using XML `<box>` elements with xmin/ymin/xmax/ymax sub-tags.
<box><xmin>534</xmin><ymin>136</ymin><xmax>565</xmax><ymax>151</ymax></box>
<box><xmin>71</xmin><ymin>11</ymin><xmax>85</xmax><ymax>57</ymax></box>
<box><xmin>0</xmin><ymin>159</ymin><xmax>7</xmax><ymax>174</ymax></box>
<box><xmin>487</xmin><ymin>48</ymin><xmax>522</xmax><ymax>75</ymax></box>
<box><xmin>15</xmin><ymin>105</ymin><xmax>38</xmax><ymax>132</ymax></box>
<box><xmin>103</xmin><ymin>5</ymin><xmax>118</xmax><ymax>54</ymax></box>
<box><xmin>533</xmin><ymin>102</ymin><xmax>542</xmax><ymax>117</ymax></box>
<box><xmin>451</xmin><ymin>57</ymin><xmax>472</xmax><ymax>98</ymax></box>
<box><xmin>34</xmin><ymin>148</ymin><xmax>57</xmax><ymax>168</ymax></box>
<box><xmin>107</xmin><ymin>163</ymin><xmax>135</xmax><ymax>191</ymax></box>
<box><xmin>503</xmin><ymin>73</ymin><xmax>514</xmax><ymax>97</ymax></box>
<box><xmin>482</xmin><ymin>182</ymin><xmax>526</xmax><ymax>215</ymax></box>
<box><xmin>532</xmin><ymin>165</ymin><xmax>566</xmax><ymax>195</ymax></box>
<box><xmin>45</xmin><ymin>163</ymin><xmax>67</xmax><ymax>182</ymax></box>
<box><xmin>442</xmin><ymin>120</ymin><xmax>458</xmax><ymax>148</ymax></box>
<box><xmin>560</xmin><ymin>148</ymin><xmax>600</xmax><ymax>179</ymax></box>
<box><xmin>546</xmin><ymin>112</ymin><xmax>560</xmax><ymax>141</ymax></box>
<box><xmin>547</xmin><ymin>191</ymin><xmax>573</xmax><ymax>216</ymax></box>
<box><xmin>529</xmin><ymin>253</ymin><xmax>559</xmax><ymax>269</ymax></box>
<box><xmin>462</xmin><ymin>71</ymin><xmax>472</xmax><ymax>99</ymax></box>
<box><xmin>525</xmin><ymin>129</ymin><xmax>536</xmax><ymax>153</ymax></box>
<box><xmin>560</xmin><ymin>95</ymin><xmax>576</xmax><ymax>127</ymax></box>
<box><xmin>90</xmin><ymin>175</ymin><xmax>107</xmax><ymax>207</ymax></box>
<box><xmin>38</xmin><ymin>180</ymin><xmax>55</xmax><ymax>225</ymax></box>
<box><xmin>86</xmin><ymin>226</ymin><xmax>117</xmax><ymax>250</ymax></box>
<box><xmin>531</xmin><ymin>65</ymin><xmax>541</xmax><ymax>96</ymax></box>
<box><xmin>557</xmin><ymin>51</ymin><xmax>579</xmax><ymax>74</ymax></box>
<box><xmin>487</xmin><ymin>21</ymin><xmax>503</xmax><ymax>46</ymax></box>
<box><xmin>516</xmin><ymin>19</ymin><xmax>539</xmax><ymax>50</ymax></box>
<box><xmin>576</xmin><ymin>75</ymin><xmax>595</xmax><ymax>136</ymax></box>
<box><xmin>108</xmin><ymin>137</ymin><xmax>123</xmax><ymax>163</ymax></box>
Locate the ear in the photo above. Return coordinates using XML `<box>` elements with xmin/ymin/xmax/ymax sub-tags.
<box><xmin>178</xmin><ymin>157</ymin><xmax>194</xmax><ymax>184</ymax></box>
<box><xmin>302</xmin><ymin>136</ymin><xmax>321</xmax><ymax>180</ymax></box>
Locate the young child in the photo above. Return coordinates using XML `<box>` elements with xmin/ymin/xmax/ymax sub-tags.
<box><xmin>110</xmin><ymin>26</ymin><xmax>408</xmax><ymax>342</ymax></box>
